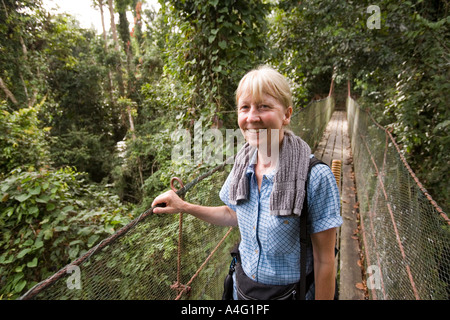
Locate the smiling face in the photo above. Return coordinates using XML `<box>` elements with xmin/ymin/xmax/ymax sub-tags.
<box><xmin>237</xmin><ymin>93</ymin><xmax>292</xmax><ymax>148</ymax></box>
<box><xmin>236</xmin><ymin>66</ymin><xmax>293</xmax><ymax>149</ymax></box>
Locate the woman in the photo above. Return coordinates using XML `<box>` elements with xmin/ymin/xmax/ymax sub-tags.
<box><xmin>151</xmin><ymin>66</ymin><xmax>342</xmax><ymax>300</ymax></box>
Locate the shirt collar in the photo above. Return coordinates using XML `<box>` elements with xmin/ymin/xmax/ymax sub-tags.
<box><xmin>245</xmin><ymin>149</ymin><xmax>276</xmax><ymax>181</ymax></box>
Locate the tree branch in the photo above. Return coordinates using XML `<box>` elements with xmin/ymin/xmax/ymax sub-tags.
<box><xmin>0</xmin><ymin>77</ymin><xmax>19</xmax><ymax>105</ymax></box>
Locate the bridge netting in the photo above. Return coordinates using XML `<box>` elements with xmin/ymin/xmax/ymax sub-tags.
<box><xmin>347</xmin><ymin>96</ymin><xmax>449</xmax><ymax>300</ymax></box>
<box><xmin>19</xmin><ymin>97</ymin><xmax>334</xmax><ymax>300</ymax></box>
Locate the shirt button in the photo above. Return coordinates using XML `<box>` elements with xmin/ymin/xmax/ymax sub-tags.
<box><xmin>255</xmin><ymin>249</ymin><xmax>258</xmax><ymax>254</ymax></box>
<box><xmin>252</xmin><ymin>274</ymin><xmax>256</xmax><ymax>279</ymax></box>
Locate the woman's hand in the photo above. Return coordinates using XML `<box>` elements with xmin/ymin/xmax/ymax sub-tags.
<box><xmin>151</xmin><ymin>190</ymin><xmax>238</xmax><ymax>227</ymax></box>
<box><xmin>151</xmin><ymin>190</ymin><xmax>186</xmax><ymax>214</ymax></box>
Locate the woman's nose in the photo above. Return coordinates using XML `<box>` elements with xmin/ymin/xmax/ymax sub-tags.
<box><xmin>247</xmin><ymin>106</ymin><xmax>260</xmax><ymax>122</ymax></box>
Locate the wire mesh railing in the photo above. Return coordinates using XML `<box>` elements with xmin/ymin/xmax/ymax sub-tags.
<box><xmin>19</xmin><ymin>164</ymin><xmax>239</xmax><ymax>300</ymax></box>
<box><xmin>19</xmin><ymin>96</ymin><xmax>335</xmax><ymax>300</ymax></box>
<box><xmin>346</xmin><ymin>96</ymin><xmax>449</xmax><ymax>300</ymax></box>
<box><xmin>290</xmin><ymin>96</ymin><xmax>335</xmax><ymax>151</ymax></box>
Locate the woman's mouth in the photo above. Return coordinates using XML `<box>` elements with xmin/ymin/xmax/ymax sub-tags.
<box><xmin>247</xmin><ymin>129</ymin><xmax>262</xmax><ymax>133</ymax></box>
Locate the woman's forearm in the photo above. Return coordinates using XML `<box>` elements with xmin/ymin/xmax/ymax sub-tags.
<box><xmin>313</xmin><ymin>260</ymin><xmax>336</xmax><ymax>300</ymax></box>
<box><xmin>184</xmin><ymin>203</ymin><xmax>238</xmax><ymax>227</ymax></box>
<box><xmin>152</xmin><ymin>190</ymin><xmax>237</xmax><ymax>227</ymax></box>
<box><xmin>311</xmin><ymin>228</ymin><xmax>337</xmax><ymax>300</ymax></box>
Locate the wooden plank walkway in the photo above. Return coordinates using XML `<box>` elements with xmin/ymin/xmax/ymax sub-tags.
<box><xmin>314</xmin><ymin>110</ymin><xmax>365</xmax><ymax>300</ymax></box>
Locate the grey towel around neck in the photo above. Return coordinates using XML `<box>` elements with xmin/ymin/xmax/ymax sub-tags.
<box><xmin>228</xmin><ymin>131</ymin><xmax>311</xmax><ymax>216</ymax></box>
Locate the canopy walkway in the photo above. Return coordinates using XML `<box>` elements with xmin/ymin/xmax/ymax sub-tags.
<box><xmin>19</xmin><ymin>88</ymin><xmax>449</xmax><ymax>301</ymax></box>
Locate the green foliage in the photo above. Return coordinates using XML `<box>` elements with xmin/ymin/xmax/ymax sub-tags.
<box><xmin>272</xmin><ymin>0</ymin><xmax>449</xmax><ymax>212</ymax></box>
<box><xmin>42</xmin><ymin>20</ymin><xmax>124</xmax><ymax>182</ymax></box>
<box><xmin>160</xmin><ymin>0</ymin><xmax>269</xmax><ymax>123</ymax></box>
<box><xmin>0</xmin><ymin>0</ymin><xmax>49</xmax><ymax>108</ymax></box>
<box><xmin>353</xmin><ymin>1</ymin><xmax>449</xmax><ymax>212</ymax></box>
<box><xmin>0</xmin><ymin>102</ymin><xmax>51</xmax><ymax>174</ymax></box>
<box><xmin>113</xmin><ymin>0</ymin><xmax>272</xmax><ymax>205</ymax></box>
<box><xmin>0</xmin><ymin>166</ymin><xmax>132</xmax><ymax>299</ymax></box>
<box><xmin>50</xmin><ymin>128</ymin><xmax>117</xmax><ymax>184</ymax></box>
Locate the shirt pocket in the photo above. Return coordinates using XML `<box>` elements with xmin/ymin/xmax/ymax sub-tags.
<box><xmin>266</xmin><ymin>215</ymin><xmax>300</xmax><ymax>255</ymax></box>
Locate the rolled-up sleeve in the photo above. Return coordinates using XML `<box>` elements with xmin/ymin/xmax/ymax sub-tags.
<box><xmin>219</xmin><ymin>171</ymin><xmax>238</xmax><ymax>213</ymax></box>
<box><xmin>307</xmin><ymin>164</ymin><xmax>343</xmax><ymax>234</ymax></box>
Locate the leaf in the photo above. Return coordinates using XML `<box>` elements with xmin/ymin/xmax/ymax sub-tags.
<box><xmin>36</xmin><ymin>195</ymin><xmax>50</xmax><ymax>203</ymax></box>
<box><xmin>29</xmin><ymin>186</ymin><xmax>41</xmax><ymax>195</ymax></box>
<box><xmin>355</xmin><ymin>282</ymin><xmax>365</xmax><ymax>290</ymax></box>
<box><xmin>87</xmin><ymin>235</ymin><xmax>100</xmax><ymax>247</ymax></box>
<box><xmin>23</xmin><ymin>239</ymin><xmax>33</xmax><ymax>247</ymax></box>
<box><xmin>5</xmin><ymin>207</ymin><xmax>14</xmax><ymax>217</ymax></box>
<box><xmin>15</xmin><ymin>193</ymin><xmax>32</xmax><ymax>202</ymax></box>
<box><xmin>29</xmin><ymin>206</ymin><xmax>39</xmax><ymax>216</ymax></box>
<box><xmin>69</xmin><ymin>240</ymin><xmax>84</xmax><ymax>246</ymax></box>
<box><xmin>54</xmin><ymin>225</ymin><xmax>69</xmax><ymax>232</ymax></box>
<box><xmin>17</xmin><ymin>248</ymin><xmax>31</xmax><ymax>259</ymax></box>
<box><xmin>433</xmin><ymin>120</ymin><xmax>450</xmax><ymax>133</ymax></box>
<box><xmin>14</xmin><ymin>279</ymin><xmax>27</xmax><ymax>293</ymax></box>
<box><xmin>43</xmin><ymin>228</ymin><xmax>53</xmax><ymax>240</ymax></box>
<box><xmin>218</xmin><ymin>40</ymin><xmax>227</xmax><ymax>49</ymax></box>
<box><xmin>62</xmin><ymin>205</ymin><xmax>74</xmax><ymax>213</ymax></box>
<box><xmin>0</xmin><ymin>254</ymin><xmax>14</xmax><ymax>264</ymax></box>
<box><xmin>78</xmin><ymin>226</ymin><xmax>94</xmax><ymax>236</ymax></box>
<box><xmin>27</xmin><ymin>257</ymin><xmax>38</xmax><ymax>268</ymax></box>
<box><xmin>14</xmin><ymin>264</ymin><xmax>24</xmax><ymax>273</ymax></box>
<box><xmin>33</xmin><ymin>239</ymin><xmax>44</xmax><ymax>249</ymax></box>
<box><xmin>1</xmin><ymin>183</ymin><xmax>10</xmax><ymax>193</ymax></box>
<box><xmin>46</xmin><ymin>202</ymin><xmax>56</xmax><ymax>211</ymax></box>
<box><xmin>69</xmin><ymin>245</ymin><xmax>79</xmax><ymax>259</ymax></box>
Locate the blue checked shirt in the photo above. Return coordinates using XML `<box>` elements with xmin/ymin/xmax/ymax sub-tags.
<box><xmin>219</xmin><ymin>152</ymin><xmax>343</xmax><ymax>299</ymax></box>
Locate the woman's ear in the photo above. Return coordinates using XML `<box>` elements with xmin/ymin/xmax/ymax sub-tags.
<box><xmin>283</xmin><ymin>106</ymin><xmax>293</xmax><ymax>125</ymax></box>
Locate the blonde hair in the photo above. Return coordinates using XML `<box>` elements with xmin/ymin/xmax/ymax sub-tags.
<box><xmin>235</xmin><ymin>65</ymin><xmax>293</xmax><ymax>109</ymax></box>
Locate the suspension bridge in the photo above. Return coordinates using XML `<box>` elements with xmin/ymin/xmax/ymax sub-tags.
<box><xmin>19</xmin><ymin>85</ymin><xmax>449</xmax><ymax>301</ymax></box>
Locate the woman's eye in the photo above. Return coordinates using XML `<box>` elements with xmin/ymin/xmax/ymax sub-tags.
<box><xmin>260</xmin><ymin>104</ymin><xmax>270</xmax><ymax>109</ymax></box>
<box><xmin>239</xmin><ymin>105</ymin><xmax>249</xmax><ymax>110</ymax></box>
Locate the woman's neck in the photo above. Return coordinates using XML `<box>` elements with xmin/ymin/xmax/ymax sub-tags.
<box><xmin>256</xmin><ymin>130</ymin><xmax>285</xmax><ymax>173</ymax></box>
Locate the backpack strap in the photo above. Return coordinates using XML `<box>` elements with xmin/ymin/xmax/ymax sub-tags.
<box><xmin>299</xmin><ymin>157</ymin><xmax>326</xmax><ymax>300</ymax></box>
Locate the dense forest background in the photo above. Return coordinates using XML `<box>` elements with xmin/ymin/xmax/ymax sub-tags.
<box><xmin>0</xmin><ymin>0</ymin><xmax>448</xmax><ymax>299</ymax></box>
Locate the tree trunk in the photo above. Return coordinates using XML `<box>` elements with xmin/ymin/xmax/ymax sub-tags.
<box><xmin>106</xmin><ymin>0</ymin><xmax>142</xmax><ymax>187</ymax></box>
<box><xmin>98</xmin><ymin>0</ymin><xmax>115</xmax><ymax>104</ymax></box>
<box><xmin>107</xmin><ymin>0</ymin><xmax>125</xmax><ymax>97</ymax></box>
